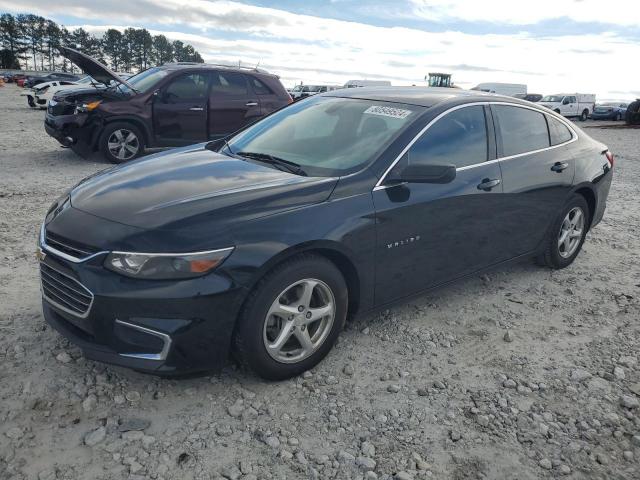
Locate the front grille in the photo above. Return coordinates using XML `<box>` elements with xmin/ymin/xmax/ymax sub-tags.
<box><xmin>45</xmin><ymin>231</ymin><xmax>99</xmax><ymax>259</ymax></box>
<box><xmin>48</xmin><ymin>101</ymin><xmax>75</xmax><ymax>116</ymax></box>
<box><xmin>40</xmin><ymin>263</ymin><xmax>94</xmax><ymax>317</ymax></box>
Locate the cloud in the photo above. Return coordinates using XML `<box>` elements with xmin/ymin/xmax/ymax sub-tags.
<box><xmin>2</xmin><ymin>0</ymin><xmax>639</xmax><ymax>100</ymax></box>
<box><xmin>408</xmin><ymin>0</ymin><xmax>640</xmax><ymax>26</ymax></box>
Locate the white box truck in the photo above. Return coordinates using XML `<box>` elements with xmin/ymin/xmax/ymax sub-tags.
<box><xmin>471</xmin><ymin>82</ymin><xmax>527</xmax><ymax>97</ymax></box>
<box><xmin>539</xmin><ymin>93</ymin><xmax>596</xmax><ymax>121</ymax></box>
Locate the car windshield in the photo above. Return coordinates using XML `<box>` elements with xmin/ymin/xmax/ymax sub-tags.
<box><xmin>77</xmin><ymin>76</ymin><xmax>95</xmax><ymax>84</ymax></box>
<box><xmin>291</xmin><ymin>85</ymin><xmax>303</xmax><ymax>92</ymax></box>
<box><xmin>226</xmin><ymin>96</ymin><xmax>422</xmax><ymax>177</ymax></box>
<box><xmin>114</xmin><ymin>67</ymin><xmax>169</xmax><ymax>94</ymax></box>
<box><xmin>542</xmin><ymin>95</ymin><xmax>564</xmax><ymax>102</ymax></box>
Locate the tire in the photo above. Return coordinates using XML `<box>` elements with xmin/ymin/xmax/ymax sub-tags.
<box><xmin>554</xmin><ymin>109</ymin><xmax>561</xmax><ymax>114</ymax></box>
<box><xmin>580</xmin><ymin>109</ymin><xmax>588</xmax><ymax>121</ymax></box>
<box><xmin>615</xmin><ymin>112</ymin><xmax>621</xmax><ymax>121</ymax></box>
<box><xmin>536</xmin><ymin>194</ymin><xmax>590</xmax><ymax>269</ymax></box>
<box><xmin>99</xmin><ymin>122</ymin><xmax>145</xmax><ymax>164</ymax></box>
<box><xmin>233</xmin><ymin>254</ymin><xmax>348</xmax><ymax>380</ymax></box>
<box><xmin>27</xmin><ymin>95</ymin><xmax>35</xmax><ymax>108</ymax></box>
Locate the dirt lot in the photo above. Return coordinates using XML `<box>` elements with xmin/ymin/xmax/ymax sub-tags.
<box><xmin>1</xmin><ymin>85</ymin><xmax>639</xmax><ymax>480</ymax></box>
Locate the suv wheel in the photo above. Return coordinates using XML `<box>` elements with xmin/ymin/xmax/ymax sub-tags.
<box><xmin>233</xmin><ymin>254</ymin><xmax>348</xmax><ymax>380</ymax></box>
<box><xmin>99</xmin><ymin>122</ymin><xmax>144</xmax><ymax>164</ymax></box>
<box><xmin>536</xmin><ymin>194</ymin><xmax>589</xmax><ymax>269</ymax></box>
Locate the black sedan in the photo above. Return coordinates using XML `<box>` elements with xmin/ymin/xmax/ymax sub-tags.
<box><xmin>39</xmin><ymin>88</ymin><xmax>613</xmax><ymax>379</ymax></box>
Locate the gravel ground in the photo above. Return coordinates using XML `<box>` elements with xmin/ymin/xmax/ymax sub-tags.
<box><xmin>1</xmin><ymin>85</ymin><xmax>639</xmax><ymax>480</ymax></box>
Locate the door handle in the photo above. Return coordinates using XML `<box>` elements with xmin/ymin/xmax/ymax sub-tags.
<box><xmin>551</xmin><ymin>161</ymin><xmax>569</xmax><ymax>172</ymax></box>
<box><xmin>245</xmin><ymin>102</ymin><xmax>258</xmax><ymax>107</ymax></box>
<box><xmin>477</xmin><ymin>178</ymin><xmax>501</xmax><ymax>191</ymax></box>
<box><xmin>189</xmin><ymin>107</ymin><xmax>204</xmax><ymax>111</ymax></box>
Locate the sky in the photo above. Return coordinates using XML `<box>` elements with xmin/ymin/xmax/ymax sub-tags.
<box><xmin>2</xmin><ymin>0</ymin><xmax>639</xmax><ymax>101</ymax></box>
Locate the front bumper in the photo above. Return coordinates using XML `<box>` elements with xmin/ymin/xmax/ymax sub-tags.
<box><xmin>44</xmin><ymin>111</ymin><xmax>95</xmax><ymax>153</ymax></box>
<box><xmin>39</xmin><ymin>230</ymin><xmax>244</xmax><ymax>375</ymax></box>
<box><xmin>590</xmin><ymin>113</ymin><xmax>616</xmax><ymax>120</ymax></box>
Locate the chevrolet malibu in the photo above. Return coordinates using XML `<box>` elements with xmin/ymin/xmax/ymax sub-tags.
<box><xmin>39</xmin><ymin>88</ymin><xmax>613</xmax><ymax>379</ymax></box>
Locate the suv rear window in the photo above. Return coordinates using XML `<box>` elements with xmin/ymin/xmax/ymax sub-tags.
<box><xmin>211</xmin><ymin>72</ymin><xmax>248</xmax><ymax>96</ymax></box>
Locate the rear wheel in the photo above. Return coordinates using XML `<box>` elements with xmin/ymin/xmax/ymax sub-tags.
<box><xmin>536</xmin><ymin>194</ymin><xmax>589</xmax><ymax>269</ymax></box>
<box><xmin>99</xmin><ymin>122</ymin><xmax>145</xmax><ymax>164</ymax></box>
<box><xmin>233</xmin><ymin>255</ymin><xmax>348</xmax><ymax>380</ymax></box>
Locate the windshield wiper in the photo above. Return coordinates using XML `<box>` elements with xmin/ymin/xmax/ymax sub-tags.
<box><xmin>236</xmin><ymin>151</ymin><xmax>307</xmax><ymax>176</ymax></box>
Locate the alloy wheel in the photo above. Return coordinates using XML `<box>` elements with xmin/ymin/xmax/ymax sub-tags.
<box><xmin>107</xmin><ymin>129</ymin><xmax>139</xmax><ymax>161</ymax></box>
<box><xmin>558</xmin><ymin>207</ymin><xmax>585</xmax><ymax>258</ymax></box>
<box><xmin>263</xmin><ymin>278</ymin><xmax>335</xmax><ymax>364</ymax></box>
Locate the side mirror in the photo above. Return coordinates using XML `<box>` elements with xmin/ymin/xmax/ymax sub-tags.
<box><xmin>392</xmin><ymin>163</ymin><xmax>456</xmax><ymax>184</ymax></box>
<box><xmin>562</xmin><ymin>99</ymin><xmax>570</xmax><ymax>105</ymax></box>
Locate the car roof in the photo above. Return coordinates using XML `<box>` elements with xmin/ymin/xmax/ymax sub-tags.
<box><xmin>322</xmin><ymin>86</ymin><xmax>531</xmax><ymax>108</ymax></box>
<box><xmin>158</xmin><ymin>63</ymin><xmax>276</xmax><ymax>77</ymax></box>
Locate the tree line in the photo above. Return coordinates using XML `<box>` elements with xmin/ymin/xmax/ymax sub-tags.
<box><xmin>0</xmin><ymin>12</ymin><xmax>204</xmax><ymax>72</ymax></box>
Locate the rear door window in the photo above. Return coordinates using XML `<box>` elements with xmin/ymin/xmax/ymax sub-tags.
<box><xmin>407</xmin><ymin>105</ymin><xmax>488</xmax><ymax>169</ymax></box>
<box><xmin>547</xmin><ymin>116</ymin><xmax>573</xmax><ymax>145</ymax></box>
<box><xmin>493</xmin><ymin>105</ymin><xmax>550</xmax><ymax>156</ymax></box>
<box><xmin>210</xmin><ymin>72</ymin><xmax>248</xmax><ymax>96</ymax></box>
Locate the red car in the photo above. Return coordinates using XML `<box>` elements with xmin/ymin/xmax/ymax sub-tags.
<box><xmin>15</xmin><ymin>75</ymin><xmax>27</xmax><ymax>87</ymax></box>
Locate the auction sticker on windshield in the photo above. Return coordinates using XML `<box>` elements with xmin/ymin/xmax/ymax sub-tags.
<box><xmin>364</xmin><ymin>105</ymin><xmax>412</xmax><ymax>119</ymax></box>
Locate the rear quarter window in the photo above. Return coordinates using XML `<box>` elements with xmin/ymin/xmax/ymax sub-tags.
<box><xmin>547</xmin><ymin>116</ymin><xmax>573</xmax><ymax>146</ymax></box>
<box><xmin>250</xmin><ymin>77</ymin><xmax>274</xmax><ymax>95</ymax></box>
<box><xmin>493</xmin><ymin>105</ymin><xmax>550</xmax><ymax>157</ymax></box>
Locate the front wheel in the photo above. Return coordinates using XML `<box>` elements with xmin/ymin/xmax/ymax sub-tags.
<box><xmin>580</xmin><ymin>109</ymin><xmax>589</xmax><ymax>121</ymax></box>
<box><xmin>615</xmin><ymin>112</ymin><xmax>621</xmax><ymax>121</ymax></box>
<box><xmin>233</xmin><ymin>255</ymin><xmax>348</xmax><ymax>380</ymax></box>
<box><xmin>536</xmin><ymin>194</ymin><xmax>590</xmax><ymax>269</ymax></box>
<box><xmin>27</xmin><ymin>95</ymin><xmax>35</xmax><ymax>108</ymax></box>
<box><xmin>99</xmin><ymin>122</ymin><xmax>145</xmax><ymax>164</ymax></box>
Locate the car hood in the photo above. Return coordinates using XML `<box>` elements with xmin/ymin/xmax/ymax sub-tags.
<box><xmin>70</xmin><ymin>144</ymin><xmax>338</xmax><ymax>231</ymax></box>
<box><xmin>59</xmin><ymin>46</ymin><xmax>134</xmax><ymax>89</ymax></box>
<box><xmin>52</xmin><ymin>86</ymin><xmax>122</xmax><ymax>103</ymax></box>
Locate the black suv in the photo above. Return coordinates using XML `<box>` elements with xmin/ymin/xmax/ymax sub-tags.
<box><xmin>45</xmin><ymin>48</ymin><xmax>292</xmax><ymax>163</ymax></box>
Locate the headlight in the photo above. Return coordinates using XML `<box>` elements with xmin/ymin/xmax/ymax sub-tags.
<box><xmin>104</xmin><ymin>248</ymin><xmax>234</xmax><ymax>280</ymax></box>
<box><xmin>74</xmin><ymin>100</ymin><xmax>101</xmax><ymax>114</ymax></box>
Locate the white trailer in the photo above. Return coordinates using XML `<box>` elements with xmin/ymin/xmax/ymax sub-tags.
<box><xmin>471</xmin><ymin>82</ymin><xmax>527</xmax><ymax>97</ymax></box>
<box><xmin>539</xmin><ymin>93</ymin><xmax>596</xmax><ymax>121</ymax></box>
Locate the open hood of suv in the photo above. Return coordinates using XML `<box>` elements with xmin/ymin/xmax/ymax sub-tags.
<box><xmin>58</xmin><ymin>47</ymin><xmax>135</xmax><ymax>89</ymax></box>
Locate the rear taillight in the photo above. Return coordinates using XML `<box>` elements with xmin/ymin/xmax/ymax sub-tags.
<box><xmin>605</xmin><ymin>150</ymin><xmax>614</xmax><ymax>167</ymax></box>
